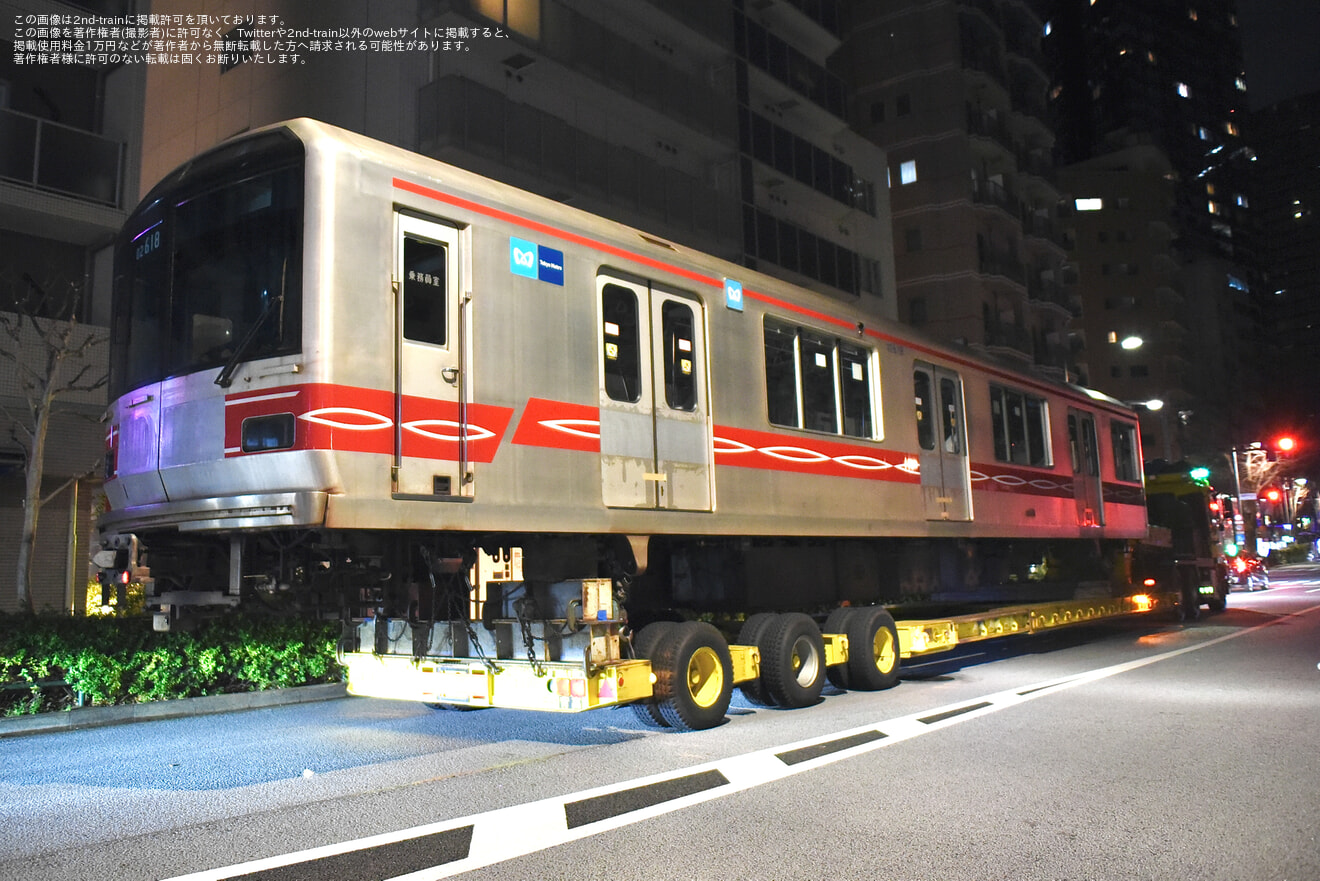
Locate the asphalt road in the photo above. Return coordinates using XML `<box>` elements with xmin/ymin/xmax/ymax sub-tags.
<box><xmin>2</xmin><ymin>570</ymin><xmax>1318</xmax><ymax>881</ymax></box>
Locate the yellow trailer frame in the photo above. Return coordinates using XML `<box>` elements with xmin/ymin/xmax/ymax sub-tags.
<box><xmin>340</xmin><ymin>592</ymin><xmax>1173</xmax><ymax>715</ymax></box>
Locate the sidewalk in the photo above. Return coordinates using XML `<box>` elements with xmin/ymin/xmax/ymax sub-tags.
<box><xmin>0</xmin><ymin>682</ymin><xmax>348</xmax><ymax>738</ymax></box>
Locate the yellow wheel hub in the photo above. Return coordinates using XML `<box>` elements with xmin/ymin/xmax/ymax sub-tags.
<box><xmin>686</xmin><ymin>646</ymin><xmax>725</xmax><ymax>708</ymax></box>
<box><xmin>872</xmin><ymin>627</ymin><xmax>897</xmax><ymax>674</ymax></box>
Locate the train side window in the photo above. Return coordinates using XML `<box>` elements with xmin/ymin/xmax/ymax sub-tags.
<box><xmin>990</xmin><ymin>384</ymin><xmax>1051</xmax><ymax>466</ymax></box>
<box><xmin>764</xmin><ymin>318</ymin><xmax>877</xmax><ymax>438</ymax></box>
<box><xmin>914</xmin><ymin>370</ymin><xmax>936</xmax><ymax>451</ymax></box>
<box><xmin>661</xmin><ymin>300</ymin><xmax>697</xmax><ymax>411</ymax></box>
<box><xmin>402</xmin><ymin>236</ymin><xmax>447</xmax><ymax>345</ymax></box>
<box><xmin>1111</xmin><ymin>420</ymin><xmax>1140</xmax><ymax>482</ymax></box>
<box><xmin>800</xmin><ymin>329</ymin><xmax>839</xmax><ymax>433</ymax></box>
<box><xmin>602</xmin><ymin>284</ymin><xmax>641</xmax><ymax>403</ymax></box>
<box><xmin>764</xmin><ymin>320</ymin><xmax>800</xmax><ymax>428</ymax></box>
<box><xmin>839</xmin><ymin>343</ymin><xmax>873</xmax><ymax>439</ymax></box>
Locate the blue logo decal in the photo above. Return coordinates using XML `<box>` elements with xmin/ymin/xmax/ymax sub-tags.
<box><xmin>510</xmin><ymin>238</ymin><xmax>564</xmax><ymax>285</ymax></box>
<box><xmin>724</xmin><ymin>278</ymin><xmax>744</xmax><ymax>312</ymax></box>
<box><xmin>537</xmin><ymin>246</ymin><xmax>564</xmax><ymax>286</ymax></box>
<box><xmin>510</xmin><ymin>238</ymin><xmax>538</xmax><ymax>279</ymax></box>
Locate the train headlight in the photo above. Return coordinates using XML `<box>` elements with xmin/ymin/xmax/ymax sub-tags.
<box><xmin>241</xmin><ymin>413</ymin><xmax>296</xmax><ymax>452</ymax></box>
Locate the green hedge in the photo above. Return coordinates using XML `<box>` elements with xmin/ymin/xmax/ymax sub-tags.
<box><xmin>0</xmin><ymin>613</ymin><xmax>342</xmax><ymax>716</ymax></box>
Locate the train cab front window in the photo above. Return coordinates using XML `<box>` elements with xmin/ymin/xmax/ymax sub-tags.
<box><xmin>110</xmin><ymin>130</ymin><xmax>304</xmax><ymax>398</ymax></box>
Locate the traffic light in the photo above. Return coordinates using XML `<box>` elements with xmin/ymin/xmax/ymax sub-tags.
<box><xmin>1264</xmin><ymin>487</ymin><xmax>1282</xmax><ymax>504</ymax></box>
<box><xmin>1269</xmin><ymin>435</ymin><xmax>1297</xmax><ymax>461</ymax></box>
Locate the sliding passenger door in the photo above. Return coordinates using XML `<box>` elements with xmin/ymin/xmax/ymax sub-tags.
<box><xmin>392</xmin><ymin>213</ymin><xmax>467</xmax><ymax>499</ymax></box>
<box><xmin>1068</xmin><ymin>409</ymin><xmax>1104</xmax><ymax>527</ymax></box>
<box><xmin>597</xmin><ymin>276</ymin><xmax>712</xmax><ymax>511</ymax></box>
<box><xmin>913</xmin><ymin>363</ymin><xmax>971</xmax><ymax>521</ymax></box>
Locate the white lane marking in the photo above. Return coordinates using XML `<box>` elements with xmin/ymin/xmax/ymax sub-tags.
<box><xmin>165</xmin><ymin>604</ymin><xmax>1320</xmax><ymax>881</ymax></box>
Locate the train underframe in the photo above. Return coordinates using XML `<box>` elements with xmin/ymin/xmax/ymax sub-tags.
<box><xmin>98</xmin><ymin>526</ymin><xmax>1156</xmax><ymax>730</ymax></box>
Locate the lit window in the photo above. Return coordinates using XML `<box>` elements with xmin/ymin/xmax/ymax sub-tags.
<box><xmin>473</xmin><ymin>0</ymin><xmax>541</xmax><ymax>40</ymax></box>
<box><xmin>1225</xmin><ymin>121</ymin><xmax>1239</xmax><ymax>136</ymax></box>
<box><xmin>1235</xmin><ymin>193</ymin><xmax>1248</xmax><ymax>208</ymax></box>
<box><xmin>1236</xmin><ymin>77</ymin><xmax>1247</xmax><ymax>91</ymax></box>
<box><xmin>1206</xmin><ymin>183</ymin><xmax>1216</xmax><ymax>194</ymax></box>
<box><xmin>1043</xmin><ymin>21</ymin><xmax>1052</xmax><ymax>36</ymax></box>
<box><xmin>900</xmin><ymin>160</ymin><xmax>918</xmax><ymax>185</ymax></box>
<box><xmin>1188</xmin><ymin>8</ymin><xmax>1198</xmax><ymax>21</ymax></box>
<box><xmin>1177</xmin><ymin>82</ymin><xmax>1191</xmax><ymax>98</ymax></box>
<box><xmin>1208</xmin><ymin>201</ymin><xmax>1221</xmax><ymax>215</ymax></box>
<box><xmin>1146</xmin><ymin>51</ymin><xmax>1156</xmax><ymax>63</ymax></box>
<box><xmin>1197</xmin><ymin>126</ymin><xmax>1210</xmax><ymax>140</ymax></box>
<box><xmin>1107</xmin><ymin>331</ymin><xmax>1118</xmax><ymax>344</ymax></box>
<box><xmin>1075</xmin><ymin>197</ymin><xmax>1103</xmax><ymax>211</ymax></box>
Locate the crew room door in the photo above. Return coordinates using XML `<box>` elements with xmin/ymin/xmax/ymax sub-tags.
<box><xmin>1068</xmin><ymin>409</ymin><xmax>1104</xmax><ymax>527</ymax></box>
<box><xmin>913</xmin><ymin>362</ymin><xmax>972</xmax><ymax>521</ymax></box>
<box><xmin>598</xmin><ymin>276</ymin><xmax>712</xmax><ymax>511</ymax></box>
<box><xmin>392</xmin><ymin>213</ymin><xmax>467</xmax><ymax>499</ymax></box>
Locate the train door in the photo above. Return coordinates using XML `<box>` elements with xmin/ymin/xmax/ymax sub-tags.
<box><xmin>1068</xmin><ymin>409</ymin><xmax>1104</xmax><ymax>526</ymax></box>
<box><xmin>913</xmin><ymin>363</ymin><xmax>972</xmax><ymax>521</ymax></box>
<box><xmin>598</xmin><ymin>276</ymin><xmax>712</xmax><ymax>511</ymax></box>
<box><xmin>392</xmin><ymin>213</ymin><xmax>467</xmax><ymax>499</ymax></box>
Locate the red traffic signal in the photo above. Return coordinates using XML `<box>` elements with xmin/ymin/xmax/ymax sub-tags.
<box><xmin>1275</xmin><ymin>436</ymin><xmax>1296</xmax><ymax>453</ymax></box>
<box><xmin>1264</xmin><ymin>487</ymin><xmax>1282</xmax><ymax>503</ymax></box>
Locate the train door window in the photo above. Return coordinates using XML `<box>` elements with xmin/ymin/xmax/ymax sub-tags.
<box><xmin>602</xmin><ymin>283</ymin><xmax>641</xmax><ymax>403</ymax></box>
<box><xmin>1080</xmin><ymin>417</ymin><xmax>1100</xmax><ymax>476</ymax></box>
<box><xmin>914</xmin><ymin>370</ymin><xmax>936</xmax><ymax>451</ymax></box>
<box><xmin>1068</xmin><ymin>414</ymin><xmax>1081</xmax><ymax>472</ymax></box>
<box><xmin>661</xmin><ymin>300</ymin><xmax>697</xmax><ymax>411</ymax></box>
<box><xmin>939</xmin><ymin>376</ymin><xmax>962</xmax><ymax>453</ymax></box>
<box><xmin>1111</xmin><ymin>420</ymin><xmax>1140</xmax><ymax>481</ymax></box>
<box><xmin>764</xmin><ymin>320</ymin><xmax>800</xmax><ymax>427</ymax></box>
<box><xmin>402</xmin><ymin>236</ymin><xmax>447</xmax><ymax>345</ymax></box>
<box><xmin>800</xmin><ymin>329</ymin><xmax>838</xmax><ymax>433</ymax></box>
<box><xmin>839</xmin><ymin>343</ymin><xmax>873</xmax><ymax>439</ymax></box>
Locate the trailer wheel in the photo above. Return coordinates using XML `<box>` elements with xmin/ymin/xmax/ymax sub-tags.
<box><xmin>629</xmin><ymin>622</ymin><xmax>677</xmax><ymax>728</ymax></box>
<box><xmin>762</xmin><ymin>613</ymin><xmax>825</xmax><ymax>709</ymax></box>
<box><xmin>841</xmin><ymin>606</ymin><xmax>901</xmax><ymax>691</ymax></box>
<box><xmin>651</xmin><ymin>622</ymin><xmax>733</xmax><ymax>731</ymax></box>
<box><xmin>736</xmin><ymin>613</ymin><xmax>780</xmax><ymax>706</ymax></box>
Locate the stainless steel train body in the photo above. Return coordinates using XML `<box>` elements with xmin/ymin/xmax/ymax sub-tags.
<box><xmin>98</xmin><ymin>118</ymin><xmax>1147</xmax><ymax>623</ymax></box>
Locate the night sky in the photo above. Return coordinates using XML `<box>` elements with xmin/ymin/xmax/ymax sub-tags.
<box><xmin>1237</xmin><ymin>0</ymin><xmax>1320</xmax><ymax>108</ymax></box>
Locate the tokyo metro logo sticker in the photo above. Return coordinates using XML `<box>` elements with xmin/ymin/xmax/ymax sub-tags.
<box><xmin>510</xmin><ymin>237</ymin><xmax>564</xmax><ymax>286</ymax></box>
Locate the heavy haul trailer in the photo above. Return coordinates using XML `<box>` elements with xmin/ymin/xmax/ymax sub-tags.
<box><xmin>339</xmin><ymin>583</ymin><xmax>1174</xmax><ymax>731</ymax></box>
<box><xmin>97</xmin><ymin>119</ymin><xmax>1163</xmax><ymax>732</ymax></box>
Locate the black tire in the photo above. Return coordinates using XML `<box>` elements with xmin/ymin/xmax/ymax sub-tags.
<box><xmin>650</xmin><ymin>621</ymin><xmax>734</xmax><ymax>731</ymax></box>
<box><xmin>824</xmin><ymin>607</ymin><xmax>853</xmax><ymax>690</ymax></box>
<box><xmin>841</xmin><ymin>606</ymin><xmax>902</xmax><ymax>691</ymax></box>
<box><xmin>629</xmin><ymin>621</ymin><xmax>677</xmax><ymax>728</ymax></box>
<box><xmin>1180</xmin><ymin>585</ymin><xmax>1201</xmax><ymax>621</ymax></box>
<box><xmin>761</xmin><ymin>612</ymin><xmax>826</xmax><ymax>709</ymax></box>
<box><xmin>736</xmin><ymin>612</ymin><xmax>780</xmax><ymax>706</ymax></box>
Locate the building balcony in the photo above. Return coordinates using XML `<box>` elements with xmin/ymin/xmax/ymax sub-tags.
<box><xmin>0</xmin><ymin>108</ymin><xmax>124</xmax><ymax>207</ymax></box>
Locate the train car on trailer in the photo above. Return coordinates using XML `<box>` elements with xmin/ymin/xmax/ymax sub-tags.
<box><xmin>96</xmin><ymin>119</ymin><xmax>1162</xmax><ymax>730</ymax></box>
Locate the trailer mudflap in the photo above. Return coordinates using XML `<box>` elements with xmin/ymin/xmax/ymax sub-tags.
<box><xmin>341</xmin><ymin>652</ymin><xmax>654</xmax><ymax>712</ymax></box>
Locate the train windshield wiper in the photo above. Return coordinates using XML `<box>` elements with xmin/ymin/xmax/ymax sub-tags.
<box><xmin>215</xmin><ymin>259</ymin><xmax>287</xmax><ymax>388</ymax></box>
<box><xmin>214</xmin><ymin>289</ymin><xmax>282</xmax><ymax>388</ymax></box>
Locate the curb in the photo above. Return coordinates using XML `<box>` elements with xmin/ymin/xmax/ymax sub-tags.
<box><xmin>0</xmin><ymin>682</ymin><xmax>349</xmax><ymax>738</ymax></box>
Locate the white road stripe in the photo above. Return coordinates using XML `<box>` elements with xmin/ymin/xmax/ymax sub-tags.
<box><xmin>165</xmin><ymin>604</ymin><xmax>1320</xmax><ymax>881</ymax></box>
